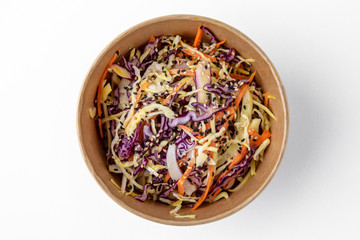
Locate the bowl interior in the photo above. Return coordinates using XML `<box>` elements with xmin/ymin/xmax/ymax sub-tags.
<box><xmin>77</xmin><ymin>15</ymin><xmax>288</xmax><ymax>225</ymax></box>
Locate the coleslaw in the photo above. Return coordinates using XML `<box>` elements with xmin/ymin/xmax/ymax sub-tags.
<box><xmin>91</xmin><ymin>26</ymin><xmax>275</xmax><ymax>218</ymax></box>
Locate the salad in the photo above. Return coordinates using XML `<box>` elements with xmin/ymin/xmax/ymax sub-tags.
<box><xmin>90</xmin><ymin>26</ymin><xmax>276</xmax><ymax>218</ymax></box>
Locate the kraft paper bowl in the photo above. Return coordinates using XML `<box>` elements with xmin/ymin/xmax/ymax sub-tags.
<box><xmin>77</xmin><ymin>14</ymin><xmax>289</xmax><ymax>225</ymax></box>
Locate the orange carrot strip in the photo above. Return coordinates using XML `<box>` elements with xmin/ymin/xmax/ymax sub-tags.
<box><xmin>264</xmin><ymin>92</ymin><xmax>270</xmax><ymax>108</ymax></box>
<box><xmin>164</xmin><ymin>173</ymin><xmax>171</xmax><ymax>183</ymax></box>
<box><xmin>234</xmin><ymin>71</ymin><xmax>256</xmax><ymax>108</ymax></box>
<box><xmin>253</xmin><ymin>130</ymin><xmax>271</xmax><ymax>147</ymax></box>
<box><xmin>165</xmin><ymin>156</ymin><xmax>187</xmax><ymax>183</ymax></box>
<box><xmin>162</xmin><ymin>78</ymin><xmax>191</xmax><ymax>105</ymax></box>
<box><xmin>229</xmin><ymin>73</ymin><xmax>250</xmax><ymax>80</ymax></box>
<box><xmin>177</xmin><ymin>156</ymin><xmax>188</xmax><ymax>166</ymax></box>
<box><xmin>191</xmin><ymin>164</ymin><xmax>214</xmax><ymax>210</ymax></box>
<box><xmin>249</xmin><ymin>129</ymin><xmax>261</xmax><ymax>141</ymax></box>
<box><xmin>205</xmin><ymin>106</ymin><xmax>236</xmax><ymax>130</ymax></box>
<box><xmin>137</xmin><ymin>123</ymin><xmax>145</xmax><ymax>144</ymax></box>
<box><xmin>98</xmin><ymin>118</ymin><xmax>103</xmax><ymax>138</ymax></box>
<box><xmin>181</xmin><ymin>48</ymin><xmax>217</xmax><ymax>62</ymax></box>
<box><xmin>178</xmin><ymin>125</ymin><xmax>204</xmax><ymax>140</ymax></box>
<box><xmin>210</xmin><ymin>40</ymin><xmax>226</xmax><ymax>55</ymax></box>
<box><xmin>177</xmin><ymin>156</ymin><xmax>195</xmax><ymax>195</ymax></box>
<box><xmin>193</xmin><ymin>26</ymin><xmax>204</xmax><ymax>48</ymax></box>
<box><xmin>169</xmin><ymin>69</ymin><xmax>195</xmax><ymax>77</ymax></box>
<box><xmin>211</xmin><ymin>71</ymin><xmax>248</xmax><ymax>80</ymax></box>
<box><xmin>149</xmin><ymin>35</ymin><xmax>155</xmax><ymax>43</ymax></box>
<box><xmin>135</xmin><ymin>81</ymin><xmax>152</xmax><ymax>104</ymax></box>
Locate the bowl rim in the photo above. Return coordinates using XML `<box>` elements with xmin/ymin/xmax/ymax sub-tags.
<box><xmin>77</xmin><ymin>14</ymin><xmax>289</xmax><ymax>226</ymax></box>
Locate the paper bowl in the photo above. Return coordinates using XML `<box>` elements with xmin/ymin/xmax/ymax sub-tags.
<box><xmin>77</xmin><ymin>14</ymin><xmax>289</xmax><ymax>225</ymax></box>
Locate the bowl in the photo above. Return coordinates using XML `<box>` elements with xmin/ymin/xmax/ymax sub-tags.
<box><xmin>77</xmin><ymin>14</ymin><xmax>289</xmax><ymax>225</ymax></box>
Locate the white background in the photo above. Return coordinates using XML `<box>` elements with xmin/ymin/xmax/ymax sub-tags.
<box><xmin>1</xmin><ymin>0</ymin><xmax>359</xmax><ymax>239</ymax></box>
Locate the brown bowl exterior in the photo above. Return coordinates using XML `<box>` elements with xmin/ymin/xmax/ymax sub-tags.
<box><xmin>77</xmin><ymin>14</ymin><xmax>289</xmax><ymax>226</ymax></box>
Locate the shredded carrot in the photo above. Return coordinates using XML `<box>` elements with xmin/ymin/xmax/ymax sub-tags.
<box><xmin>178</xmin><ymin>125</ymin><xmax>204</xmax><ymax>140</ymax></box>
<box><xmin>211</xmin><ymin>71</ymin><xmax>248</xmax><ymax>80</ymax></box>
<box><xmin>135</xmin><ymin>81</ymin><xmax>152</xmax><ymax>104</ymax></box>
<box><xmin>128</xmin><ymin>154</ymin><xmax>134</xmax><ymax>162</ymax></box>
<box><xmin>210</xmin><ymin>40</ymin><xmax>226</xmax><ymax>55</ymax></box>
<box><xmin>162</xmin><ymin>77</ymin><xmax>191</xmax><ymax>105</ymax></box>
<box><xmin>177</xmin><ymin>52</ymin><xmax>184</xmax><ymax>58</ymax></box>
<box><xmin>98</xmin><ymin>118</ymin><xmax>103</xmax><ymax>138</ymax></box>
<box><xmin>169</xmin><ymin>69</ymin><xmax>195</xmax><ymax>77</ymax></box>
<box><xmin>164</xmin><ymin>173</ymin><xmax>171</xmax><ymax>183</ymax></box>
<box><xmin>137</xmin><ymin>123</ymin><xmax>145</xmax><ymax>144</ymax></box>
<box><xmin>205</xmin><ymin>106</ymin><xmax>235</xmax><ymax>130</ymax></box>
<box><xmin>177</xmin><ymin>156</ymin><xmax>195</xmax><ymax>195</ymax></box>
<box><xmin>177</xmin><ymin>156</ymin><xmax>188</xmax><ymax>166</ymax></box>
<box><xmin>149</xmin><ymin>35</ymin><xmax>155</xmax><ymax>43</ymax></box>
<box><xmin>253</xmin><ymin>130</ymin><xmax>271</xmax><ymax>147</ymax></box>
<box><xmin>249</xmin><ymin>129</ymin><xmax>261</xmax><ymax>140</ymax></box>
<box><xmin>221</xmin><ymin>113</ymin><xmax>235</xmax><ymax>133</ymax></box>
<box><xmin>229</xmin><ymin>73</ymin><xmax>250</xmax><ymax>80</ymax></box>
<box><xmin>164</xmin><ymin>156</ymin><xmax>187</xmax><ymax>183</ymax></box>
<box><xmin>234</xmin><ymin>71</ymin><xmax>256</xmax><ymax>108</ymax></box>
<box><xmin>193</xmin><ymin>26</ymin><xmax>204</xmax><ymax>49</ymax></box>
<box><xmin>264</xmin><ymin>92</ymin><xmax>270</xmax><ymax>108</ymax></box>
<box><xmin>192</xmin><ymin>164</ymin><xmax>214</xmax><ymax>210</ymax></box>
<box><xmin>181</xmin><ymin>48</ymin><xmax>217</xmax><ymax>62</ymax></box>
